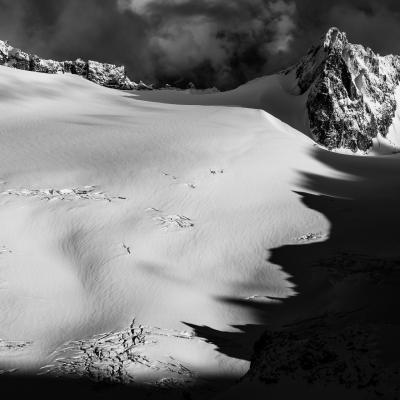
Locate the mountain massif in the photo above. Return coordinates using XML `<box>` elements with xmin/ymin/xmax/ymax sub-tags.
<box><xmin>1</xmin><ymin>28</ymin><xmax>400</xmax><ymax>153</ymax></box>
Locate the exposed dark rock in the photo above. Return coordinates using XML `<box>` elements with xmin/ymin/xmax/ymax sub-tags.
<box><xmin>0</xmin><ymin>40</ymin><xmax>8</xmax><ymax>64</ymax></box>
<box><xmin>29</xmin><ymin>55</ymin><xmax>63</xmax><ymax>74</ymax></box>
<box><xmin>62</xmin><ymin>60</ymin><xmax>74</xmax><ymax>74</ymax></box>
<box><xmin>7</xmin><ymin>47</ymin><xmax>31</xmax><ymax>71</ymax></box>
<box><xmin>71</xmin><ymin>58</ymin><xmax>87</xmax><ymax>77</ymax></box>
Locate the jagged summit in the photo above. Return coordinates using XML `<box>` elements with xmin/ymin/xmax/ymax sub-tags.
<box><xmin>0</xmin><ymin>39</ymin><xmax>153</xmax><ymax>91</ymax></box>
<box><xmin>322</xmin><ymin>27</ymin><xmax>348</xmax><ymax>51</ymax></box>
<box><xmin>283</xmin><ymin>27</ymin><xmax>400</xmax><ymax>152</ymax></box>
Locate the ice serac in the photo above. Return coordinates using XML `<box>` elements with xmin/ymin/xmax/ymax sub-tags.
<box><xmin>284</xmin><ymin>27</ymin><xmax>400</xmax><ymax>152</ymax></box>
<box><xmin>0</xmin><ymin>39</ymin><xmax>151</xmax><ymax>91</ymax></box>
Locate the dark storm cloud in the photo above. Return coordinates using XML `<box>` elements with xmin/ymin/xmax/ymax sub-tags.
<box><xmin>1</xmin><ymin>0</ymin><xmax>400</xmax><ymax>89</ymax></box>
<box><xmin>117</xmin><ymin>0</ymin><xmax>297</xmax><ymax>88</ymax></box>
<box><xmin>292</xmin><ymin>0</ymin><xmax>400</xmax><ymax>56</ymax></box>
<box><xmin>0</xmin><ymin>0</ymin><xmax>152</xmax><ymax>79</ymax></box>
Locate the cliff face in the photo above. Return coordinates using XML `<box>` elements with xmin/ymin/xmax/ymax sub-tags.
<box><xmin>0</xmin><ymin>40</ymin><xmax>149</xmax><ymax>90</ymax></box>
<box><xmin>283</xmin><ymin>27</ymin><xmax>400</xmax><ymax>152</ymax></box>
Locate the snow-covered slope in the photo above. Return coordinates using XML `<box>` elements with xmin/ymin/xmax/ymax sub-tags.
<box><xmin>1</xmin><ymin>30</ymin><xmax>400</xmax><ymax>398</ymax></box>
<box><xmin>129</xmin><ymin>73</ymin><xmax>309</xmax><ymax>137</ymax></box>
<box><xmin>0</xmin><ymin>65</ymin><xmax>333</xmax><ymax>380</ymax></box>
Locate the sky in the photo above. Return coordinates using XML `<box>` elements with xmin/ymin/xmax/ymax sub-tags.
<box><xmin>1</xmin><ymin>0</ymin><xmax>400</xmax><ymax>89</ymax></box>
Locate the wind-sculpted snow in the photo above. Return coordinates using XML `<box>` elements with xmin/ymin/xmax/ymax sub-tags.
<box><xmin>283</xmin><ymin>27</ymin><xmax>400</xmax><ymax>152</ymax></box>
<box><xmin>0</xmin><ymin>40</ymin><xmax>151</xmax><ymax>91</ymax></box>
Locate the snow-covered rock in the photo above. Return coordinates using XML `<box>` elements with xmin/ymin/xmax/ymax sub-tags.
<box><xmin>283</xmin><ymin>27</ymin><xmax>400</xmax><ymax>152</ymax></box>
<box><xmin>30</xmin><ymin>55</ymin><xmax>64</xmax><ymax>74</ymax></box>
<box><xmin>87</xmin><ymin>60</ymin><xmax>137</xmax><ymax>90</ymax></box>
<box><xmin>136</xmin><ymin>79</ymin><xmax>153</xmax><ymax>90</ymax></box>
<box><xmin>68</xmin><ymin>57</ymin><xmax>88</xmax><ymax>76</ymax></box>
<box><xmin>7</xmin><ymin>47</ymin><xmax>31</xmax><ymax>70</ymax></box>
<box><xmin>0</xmin><ymin>40</ymin><xmax>10</xmax><ymax>63</ymax></box>
<box><xmin>0</xmin><ymin>40</ymin><xmax>63</xmax><ymax>73</ymax></box>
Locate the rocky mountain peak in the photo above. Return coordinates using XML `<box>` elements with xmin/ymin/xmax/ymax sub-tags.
<box><xmin>283</xmin><ymin>27</ymin><xmax>400</xmax><ymax>152</ymax></box>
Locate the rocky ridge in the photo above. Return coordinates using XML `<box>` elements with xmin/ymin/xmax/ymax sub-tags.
<box><xmin>283</xmin><ymin>27</ymin><xmax>400</xmax><ymax>152</ymax></box>
<box><xmin>0</xmin><ymin>40</ymin><xmax>152</xmax><ymax>90</ymax></box>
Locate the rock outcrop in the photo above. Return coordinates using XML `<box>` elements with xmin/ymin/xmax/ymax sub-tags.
<box><xmin>0</xmin><ymin>39</ymin><xmax>152</xmax><ymax>91</ymax></box>
<box><xmin>283</xmin><ymin>27</ymin><xmax>400</xmax><ymax>152</ymax></box>
<box><xmin>87</xmin><ymin>60</ymin><xmax>135</xmax><ymax>90</ymax></box>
